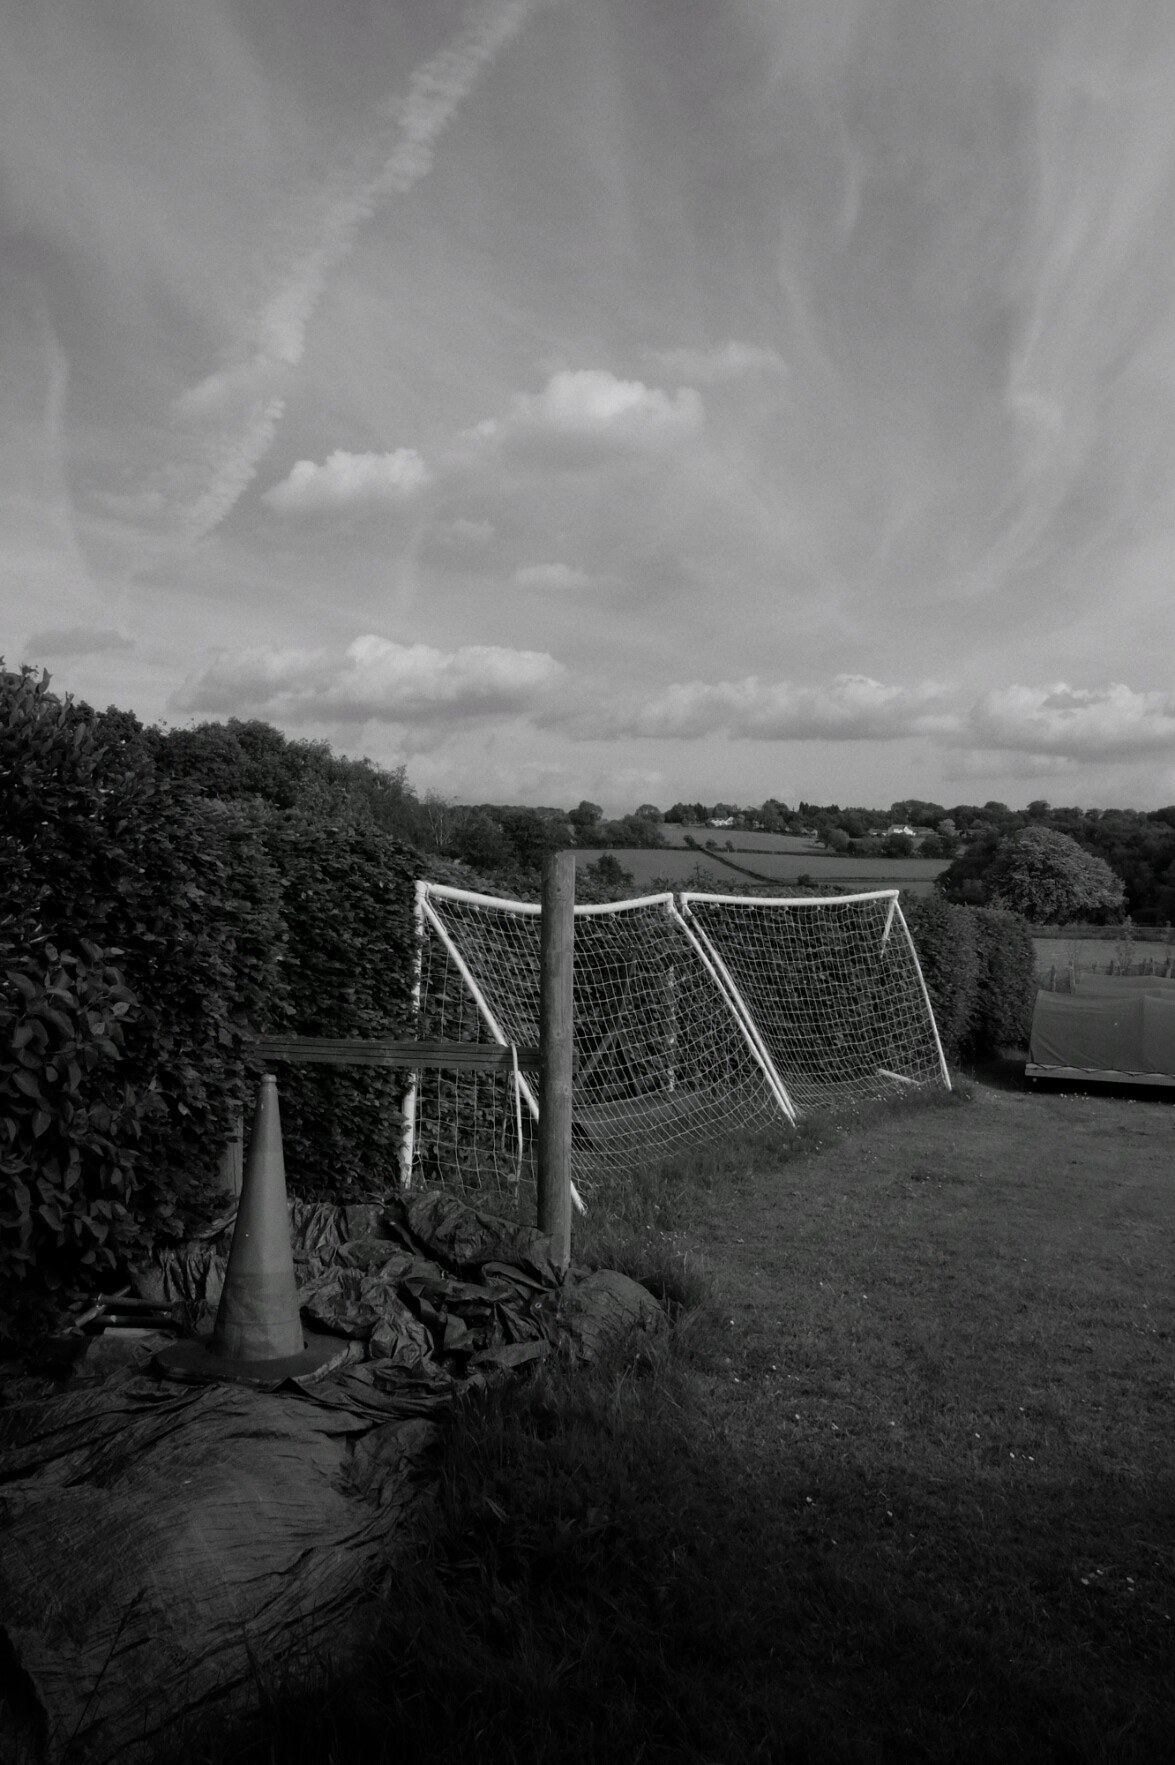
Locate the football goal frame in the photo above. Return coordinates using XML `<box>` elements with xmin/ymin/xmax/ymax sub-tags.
<box><xmin>400</xmin><ymin>881</ymin><xmax>949</xmax><ymax>1210</ymax></box>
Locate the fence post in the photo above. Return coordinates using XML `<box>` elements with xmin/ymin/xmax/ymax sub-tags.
<box><xmin>538</xmin><ymin>849</ymin><xmax>575</xmax><ymax>1271</ymax></box>
<box><xmin>218</xmin><ymin>1109</ymin><xmax>244</xmax><ymax>1198</ymax></box>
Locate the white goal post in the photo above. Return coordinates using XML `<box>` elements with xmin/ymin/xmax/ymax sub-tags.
<box><xmin>402</xmin><ymin>881</ymin><xmax>949</xmax><ymax>1209</ymax></box>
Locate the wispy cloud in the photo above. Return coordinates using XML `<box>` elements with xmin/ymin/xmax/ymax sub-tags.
<box><xmin>171</xmin><ymin>0</ymin><xmax>544</xmax><ymax>540</ymax></box>
<box><xmin>514</xmin><ymin>562</ymin><xmax>594</xmax><ymax>590</ymax></box>
<box><xmin>650</xmin><ymin>341</ymin><xmax>788</xmax><ymax>383</ymax></box>
<box><xmin>24</xmin><ymin>626</ymin><xmax>134</xmax><ymax>658</ymax></box>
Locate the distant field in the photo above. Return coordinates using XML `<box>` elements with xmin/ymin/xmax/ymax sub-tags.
<box><xmin>657</xmin><ymin>824</ymin><xmax>816</xmax><ymax>853</ymax></box>
<box><xmin>573</xmin><ymin>844</ymin><xmax>949</xmax><ymax>895</ymax></box>
<box><xmin>1033</xmin><ymin>934</ymin><xmax>1175</xmax><ymax>977</ymax></box>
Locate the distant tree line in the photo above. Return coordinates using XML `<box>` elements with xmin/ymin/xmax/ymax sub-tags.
<box><xmin>97</xmin><ymin>715</ymin><xmax>1175</xmax><ymax>922</ymax></box>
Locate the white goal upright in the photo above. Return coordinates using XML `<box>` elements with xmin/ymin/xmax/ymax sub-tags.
<box><xmin>404</xmin><ymin>882</ymin><xmax>949</xmax><ymax>1208</ymax></box>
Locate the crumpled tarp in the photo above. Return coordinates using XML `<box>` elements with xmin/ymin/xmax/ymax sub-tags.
<box><xmin>0</xmin><ymin>1190</ymin><xmax>663</xmax><ymax>1763</ymax></box>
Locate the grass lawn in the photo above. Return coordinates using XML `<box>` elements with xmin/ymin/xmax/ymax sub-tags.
<box><xmin>192</xmin><ymin>1073</ymin><xmax>1175</xmax><ymax>1765</ymax></box>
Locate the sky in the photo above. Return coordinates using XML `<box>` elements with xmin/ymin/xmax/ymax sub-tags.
<box><xmin>4</xmin><ymin>0</ymin><xmax>1175</xmax><ymax>815</ymax></box>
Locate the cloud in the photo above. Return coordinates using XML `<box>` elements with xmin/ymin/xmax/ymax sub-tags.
<box><xmin>170</xmin><ymin>645</ymin><xmax>329</xmax><ymax>714</ymax></box>
<box><xmin>262</xmin><ymin>448</ymin><xmax>431</xmax><ymax>512</ymax></box>
<box><xmin>24</xmin><ymin>626</ymin><xmax>134</xmax><ymax>658</ymax></box>
<box><xmin>571</xmin><ymin>670</ymin><xmax>1175</xmax><ymax>765</ymax></box>
<box><xmin>651</xmin><ymin>341</ymin><xmax>788</xmax><ymax>383</ymax></box>
<box><xmin>966</xmin><ymin>683</ymin><xmax>1175</xmax><ymax>760</ymax></box>
<box><xmin>471</xmin><ymin>368</ymin><xmax>703</xmax><ymax>462</ymax></box>
<box><xmin>173</xmin><ymin>633</ymin><xmax>564</xmax><ymax>724</ymax></box>
<box><xmin>594</xmin><ymin>673</ymin><xmax>956</xmax><ymax>742</ymax></box>
<box><xmin>514</xmin><ymin>562</ymin><xmax>594</xmax><ymax>590</ymax></box>
<box><xmin>430</xmin><ymin>517</ymin><xmax>495</xmax><ymax>551</ymax></box>
<box><xmin>170</xmin><ymin>0</ymin><xmax>543</xmax><ymax>539</ymax></box>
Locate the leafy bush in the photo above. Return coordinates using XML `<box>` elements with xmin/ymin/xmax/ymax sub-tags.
<box><xmin>0</xmin><ymin>926</ymin><xmax>144</xmax><ymax>1328</ymax></box>
<box><xmin>1</xmin><ymin>667</ymin><xmax>261</xmax><ymax>1316</ymax></box>
<box><xmin>967</xmin><ymin>908</ymin><xmax>1037</xmax><ymax>1055</ymax></box>
<box><xmin>902</xmin><ymin>895</ymin><xmax>979</xmax><ymax>1063</ymax></box>
<box><xmin>903</xmin><ymin>895</ymin><xmax>1036</xmax><ymax>1063</ymax></box>
<box><xmin>257</xmin><ymin>814</ymin><xmax>422</xmax><ymax>1201</ymax></box>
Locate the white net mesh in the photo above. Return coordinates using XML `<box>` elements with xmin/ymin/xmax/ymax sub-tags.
<box><xmin>411</xmin><ymin>887</ymin><xmax>782</xmax><ymax>1207</ymax></box>
<box><xmin>679</xmin><ymin>890</ymin><xmax>948</xmax><ymax>1113</ymax></box>
<box><xmin>408</xmin><ymin>883</ymin><xmax>948</xmax><ymax>1210</ymax></box>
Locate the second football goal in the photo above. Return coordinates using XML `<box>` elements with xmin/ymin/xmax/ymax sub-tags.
<box><xmin>402</xmin><ymin>882</ymin><xmax>949</xmax><ymax>1207</ymax></box>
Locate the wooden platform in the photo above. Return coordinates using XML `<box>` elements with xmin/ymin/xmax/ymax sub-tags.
<box><xmin>1024</xmin><ymin>1063</ymin><xmax>1175</xmax><ymax>1089</ymax></box>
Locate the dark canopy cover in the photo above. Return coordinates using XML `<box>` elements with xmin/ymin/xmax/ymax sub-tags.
<box><xmin>1029</xmin><ymin>973</ymin><xmax>1175</xmax><ymax>1081</ymax></box>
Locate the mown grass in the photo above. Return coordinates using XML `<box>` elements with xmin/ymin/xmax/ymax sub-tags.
<box><xmin>180</xmin><ymin>1076</ymin><xmax>1174</xmax><ymax>1764</ymax></box>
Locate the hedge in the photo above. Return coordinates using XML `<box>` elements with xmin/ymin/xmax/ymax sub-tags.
<box><xmin>1</xmin><ymin>668</ymin><xmax>442</xmax><ymax>1323</ymax></box>
<box><xmin>253</xmin><ymin>812</ymin><xmax>422</xmax><ymax>1202</ymax></box>
<box><xmin>902</xmin><ymin>894</ymin><xmax>1036</xmax><ymax>1063</ymax></box>
<box><xmin>1</xmin><ymin>668</ymin><xmax>254</xmax><ymax>1326</ymax></box>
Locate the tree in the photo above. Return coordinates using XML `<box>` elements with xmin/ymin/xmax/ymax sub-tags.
<box><xmin>569</xmin><ymin>800</ymin><xmax>603</xmax><ymax>831</ymax></box>
<box><xmin>584</xmin><ymin>852</ymin><xmax>632</xmax><ymax>887</ymax></box>
<box><xmin>633</xmin><ymin>803</ymin><xmax>662</xmax><ymax>823</ymax></box>
<box><xmin>981</xmin><ymin>827</ymin><xmax>1126</xmax><ymax>925</ymax></box>
<box><xmin>448</xmin><ymin>810</ymin><xmax>516</xmax><ymax>871</ymax></box>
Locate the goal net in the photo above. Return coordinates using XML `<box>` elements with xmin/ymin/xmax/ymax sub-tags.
<box><xmin>678</xmin><ymin>890</ymin><xmax>949</xmax><ymax>1115</ymax></box>
<box><xmin>405</xmin><ymin>882</ymin><xmax>948</xmax><ymax>1210</ymax></box>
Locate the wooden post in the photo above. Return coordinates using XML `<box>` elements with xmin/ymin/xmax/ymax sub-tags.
<box><xmin>218</xmin><ymin>1109</ymin><xmax>244</xmax><ymax>1198</ymax></box>
<box><xmin>538</xmin><ymin>849</ymin><xmax>575</xmax><ymax>1271</ymax></box>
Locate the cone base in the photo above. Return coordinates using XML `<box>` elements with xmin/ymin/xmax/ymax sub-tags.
<box><xmin>154</xmin><ymin>1329</ymin><xmax>346</xmax><ymax>1390</ymax></box>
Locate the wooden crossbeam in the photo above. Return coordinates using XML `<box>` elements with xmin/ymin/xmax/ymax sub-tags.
<box><xmin>248</xmin><ymin>1035</ymin><xmax>541</xmax><ymax>1073</ymax></box>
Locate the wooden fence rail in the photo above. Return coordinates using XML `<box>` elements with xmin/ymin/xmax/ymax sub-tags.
<box><xmin>247</xmin><ymin>1035</ymin><xmax>541</xmax><ymax>1072</ymax></box>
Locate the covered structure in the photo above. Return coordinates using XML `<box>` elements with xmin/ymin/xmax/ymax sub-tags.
<box><xmin>1026</xmin><ymin>972</ymin><xmax>1175</xmax><ymax>1088</ymax></box>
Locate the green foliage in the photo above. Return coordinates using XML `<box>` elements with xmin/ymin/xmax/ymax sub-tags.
<box><xmin>583</xmin><ymin>852</ymin><xmax>633</xmax><ymax>888</ymax></box>
<box><xmin>967</xmin><ymin>908</ymin><xmax>1038</xmax><ymax>1054</ymax></box>
<box><xmin>0</xmin><ymin>668</ymin><xmax>260</xmax><ymax>1321</ymax></box>
<box><xmin>0</xmin><ymin>926</ymin><xmax>143</xmax><ymax>1325</ymax></box>
<box><xmin>984</xmin><ymin>826</ymin><xmax>1126</xmax><ymax>925</ymax></box>
<box><xmin>152</xmin><ymin>717</ymin><xmax>435</xmax><ymax>846</ymax></box>
<box><xmin>902</xmin><ymin>894</ymin><xmax>979</xmax><ymax>1063</ymax></box>
<box><xmin>903</xmin><ymin>895</ymin><xmax>1037</xmax><ymax>1061</ymax></box>
<box><xmin>258</xmin><ymin>815</ymin><xmax>422</xmax><ymax>1201</ymax></box>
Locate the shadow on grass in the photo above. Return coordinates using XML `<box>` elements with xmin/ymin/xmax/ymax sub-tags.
<box><xmin>178</xmin><ymin>1313</ymin><xmax>1175</xmax><ymax>1765</ymax></box>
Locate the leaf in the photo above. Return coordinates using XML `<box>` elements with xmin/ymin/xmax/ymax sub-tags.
<box><xmin>32</xmin><ymin>1110</ymin><xmax>52</xmax><ymax>1139</ymax></box>
<box><xmin>5</xmin><ymin>970</ymin><xmax>36</xmax><ymax>1003</ymax></box>
<box><xmin>12</xmin><ymin>1071</ymin><xmax>42</xmax><ymax>1099</ymax></box>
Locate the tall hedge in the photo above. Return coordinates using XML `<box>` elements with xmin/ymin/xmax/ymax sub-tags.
<box><xmin>901</xmin><ymin>895</ymin><xmax>979</xmax><ymax>1063</ymax></box>
<box><xmin>967</xmin><ymin>907</ymin><xmax>1037</xmax><ymax>1055</ymax></box>
<box><xmin>902</xmin><ymin>893</ymin><xmax>1036</xmax><ymax>1064</ymax></box>
<box><xmin>251</xmin><ymin>813</ymin><xmax>423</xmax><ymax>1201</ymax></box>
<box><xmin>0</xmin><ymin>668</ymin><xmax>258</xmax><ymax>1324</ymax></box>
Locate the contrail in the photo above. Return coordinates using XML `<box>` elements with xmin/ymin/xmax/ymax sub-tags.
<box><xmin>177</xmin><ymin>0</ymin><xmax>543</xmax><ymax>541</ymax></box>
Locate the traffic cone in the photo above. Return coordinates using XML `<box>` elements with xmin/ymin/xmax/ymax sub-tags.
<box><xmin>156</xmin><ymin>1076</ymin><xmax>338</xmax><ymax>1387</ymax></box>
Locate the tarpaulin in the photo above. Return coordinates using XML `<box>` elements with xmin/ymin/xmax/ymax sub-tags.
<box><xmin>0</xmin><ymin>1189</ymin><xmax>663</xmax><ymax>1762</ymax></box>
<box><xmin>1029</xmin><ymin>973</ymin><xmax>1175</xmax><ymax>1080</ymax></box>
